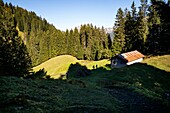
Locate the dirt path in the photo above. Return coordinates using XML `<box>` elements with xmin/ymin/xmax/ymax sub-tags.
<box><xmin>108</xmin><ymin>88</ymin><xmax>169</xmax><ymax>113</ymax></box>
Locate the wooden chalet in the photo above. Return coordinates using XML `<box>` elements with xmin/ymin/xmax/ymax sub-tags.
<box><xmin>111</xmin><ymin>50</ymin><xmax>145</xmax><ymax>68</ymax></box>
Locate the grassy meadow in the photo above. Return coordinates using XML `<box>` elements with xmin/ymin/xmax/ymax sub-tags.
<box><xmin>143</xmin><ymin>55</ymin><xmax>170</xmax><ymax>72</ymax></box>
<box><xmin>0</xmin><ymin>55</ymin><xmax>170</xmax><ymax>112</ymax></box>
<box><xmin>33</xmin><ymin>55</ymin><xmax>110</xmax><ymax>79</ymax></box>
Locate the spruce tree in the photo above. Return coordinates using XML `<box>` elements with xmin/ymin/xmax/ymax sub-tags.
<box><xmin>125</xmin><ymin>2</ymin><xmax>138</xmax><ymax>51</ymax></box>
<box><xmin>65</xmin><ymin>29</ymin><xmax>70</xmax><ymax>54</ymax></box>
<box><xmin>0</xmin><ymin>2</ymin><xmax>32</xmax><ymax>77</ymax></box>
<box><xmin>112</xmin><ymin>8</ymin><xmax>125</xmax><ymax>56</ymax></box>
<box><xmin>135</xmin><ymin>0</ymin><xmax>148</xmax><ymax>52</ymax></box>
<box><xmin>147</xmin><ymin>1</ymin><xmax>161</xmax><ymax>53</ymax></box>
<box><xmin>73</xmin><ymin>27</ymin><xmax>83</xmax><ymax>59</ymax></box>
<box><xmin>155</xmin><ymin>1</ymin><xmax>170</xmax><ymax>52</ymax></box>
<box><xmin>79</xmin><ymin>25</ymin><xmax>87</xmax><ymax>59</ymax></box>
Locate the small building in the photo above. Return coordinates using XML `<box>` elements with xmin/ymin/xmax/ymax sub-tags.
<box><xmin>111</xmin><ymin>50</ymin><xmax>145</xmax><ymax>68</ymax></box>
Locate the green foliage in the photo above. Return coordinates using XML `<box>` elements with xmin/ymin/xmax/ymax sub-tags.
<box><xmin>146</xmin><ymin>3</ymin><xmax>161</xmax><ymax>53</ymax></box>
<box><xmin>147</xmin><ymin>1</ymin><xmax>170</xmax><ymax>52</ymax></box>
<box><xmin>1</xmin><ymin>0</ymin><xmax>170</xmax><ymax>78</ymax></box>
<box><xmin>3</xmin><ymin>0</ymin><xmax>169</xmax><ymax>66</ymax></box>
<box><xmin>10</xmin><ymin>4</ymin><xmax>111</xmax><ymax>65</ymax></box>
<box><xmin>112</xmin><ymin>8</ymin><xmax>125</xmax><ymax>55</ymax></box>
<box><xmin>124</xmin><ymin>0</ymin><xmax>169</xmax><ymax>54</ymax></box>
<box><xmin>78</xmin><ymin>24</ymin><xmax>111</xmax><ymax>60</ymax></box>
<box><xmin>0</xmin><ymin>2</ymin><xmax>32</xmax><ymax>77</ymax></box>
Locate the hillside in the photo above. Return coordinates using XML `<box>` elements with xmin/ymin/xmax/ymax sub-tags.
<box><xmin>33</xmin><ymin>55</ymin><xmax>110</xmax><ymax>79</ymax></box>
<box><xmin>33</xmin><ymin>54</ymin><xmax>170</xmax><ymax>78</ymax></box>
<box><xmin>33</xmin><ymin>55</ymin><xmax>78</xmax><ymax>79</ymax></box>
<box><xmin>0</xmin><ymin>55</ymin><xmax>170</xmax><ymax>113</ymax></box>
<box><xmin>1</xmin><ymin>1</ymin><xmax>170</xmax><ymax>112</ymax></box>
<box><xmin>143</xmin><ymin>55</ymin><xmax>170</xmax><ymax>72</ymax></box>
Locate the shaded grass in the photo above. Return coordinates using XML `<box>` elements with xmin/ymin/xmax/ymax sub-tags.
<box><xmin>1</xmin><ymin>54</ymin><xmax>170</xmax><ymax>112</ymax></box>
<box><xmin>80</xmin><ymin>63</ymin><xmax>170</xmax><ymax>99</ymax></box>
<box><xmin>0</xmin><ymin>76</ymin><xmax>118</xmax><ymax>113</ymax></box>
<box><xmin>66</xmin><ymin>55</ymin><xmax>170</xmax><ymax>112</ymax></box>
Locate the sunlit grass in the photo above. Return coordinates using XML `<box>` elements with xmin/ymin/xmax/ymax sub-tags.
<box><xmin>1</xmin><ymin>54</ymin><xmax>170</xmax><ymax>112</ymax></box>
<box><xmin>33</xmin><ymin>55</ymin><xmax>78</xmax><ymax>78</ymax></box>
<box><xmin>33</xmin><ymin>55</ymin><xmax>110</xmax><ymax>78</ymax></box>
<box><xmin>142</xmin><ymin>55</ymin><xmax>170</xmax><ymax>72</ymax></box>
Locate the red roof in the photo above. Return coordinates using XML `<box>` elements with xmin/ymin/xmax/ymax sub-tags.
<box><xmin>120</xmin><ymin>50</ymin><xmax>145</xmax><ymax>62</ymax></box>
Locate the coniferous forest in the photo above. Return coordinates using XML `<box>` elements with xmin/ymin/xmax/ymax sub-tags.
<box><xmin>0</xmin><ymin>0</ymin><xmax>170</xmax><ymax>74</ymax></box>
<box><xmin>1</xmin><ymin>0</ymin><xmax>170</xmax><ymax>112</ymax></box>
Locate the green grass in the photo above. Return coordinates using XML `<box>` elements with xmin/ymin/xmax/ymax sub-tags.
<box><xmin>0</xmin><ymin>76</ymin><xmax>118</xmax><ymax>113</ymax></box>
<box><xmin>33</xmin><ymin>55</ymin><xmax>110</xmax><ymax>79</ymax></box>
<box><xmin>1</xmin><ymin>54</ymin><xmax>170</xmax><ymax>112</ymax></box>
<box><xmin>33</xmin><ymin>55</ymin><xmax>170</xmax><ymax>98</ymax></box>
<box><xmin>143</xmin><ymin>55</ymin><xmax>170</xmax><ymax>72</ymax></box>
<box><xmin>33</xmin><ymin>55</ymin><xmax>78</xmax><ymax>79</ymax></box>
<box><xmin>65</xmin><ymin>54</ymin><xmax>170</xmax><ymax>112</ymax></box>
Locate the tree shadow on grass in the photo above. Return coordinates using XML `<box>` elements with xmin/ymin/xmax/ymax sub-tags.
<box><xmin>66</xmin><ymin>62</ymin><xmax>170</xmax><ymax>113</ymax></box>
<box><xmin>25</xmin><ymin>68</ymin><xmax>51</xmax><ymax>80</ymax></box>
<box><xmin>66</xmin><ymin>63</ymin><xmax>91</xmax><ymax>79</ymax></box>
<box><xmin>66</xmin><ymin>62</ymin><xmax>170</xmax><ymax>88</ymax></box>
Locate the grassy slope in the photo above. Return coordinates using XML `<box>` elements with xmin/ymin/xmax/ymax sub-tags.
<box><xmin>143</xmin><ymin>55</ymin><xmax>170</xmax><ymax>72</ymax></box>
<box><xmin>33</xmin><ymin>54</ymin><xmax>170</xmax><ymax>100</ymax></box>
<box><xmin>33</xmin><ymin>55</ymin><xmax>78</xmax><ymax>79</ymax></box>
<box><xmin>0</xmin><ymin>55</ymin><xmax>170</xmax><ymax>112</ymax></box>
<box><xmin>0</xmin><ymin>76</ymin><xmax>117</xmax><ymax>113</ymax></box>
<box><xmin>33</xmin><ymin>55</ymin><xmax>110</xmax><ymax>79</ymax></box>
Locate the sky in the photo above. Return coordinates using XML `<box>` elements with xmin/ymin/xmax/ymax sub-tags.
<box><xmin>4</xmin><ymin>0</ymin><xmax>141</xmax><ymax>31</ymax></box>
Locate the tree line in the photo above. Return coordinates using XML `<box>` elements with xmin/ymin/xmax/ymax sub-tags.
<box><xmin>0</xmin><ymin>1</ymin><xmax>113</xmax><ymax>66</ymax></box>
<box><xmin>113</xmin><ymin>0</ymin><xmax>170</xmax><ymax>55</ymax></box>
<box><xmin>0</xmin><ymin>0</ymin><xmax>170</xmax><ymax>77</ymax></box>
